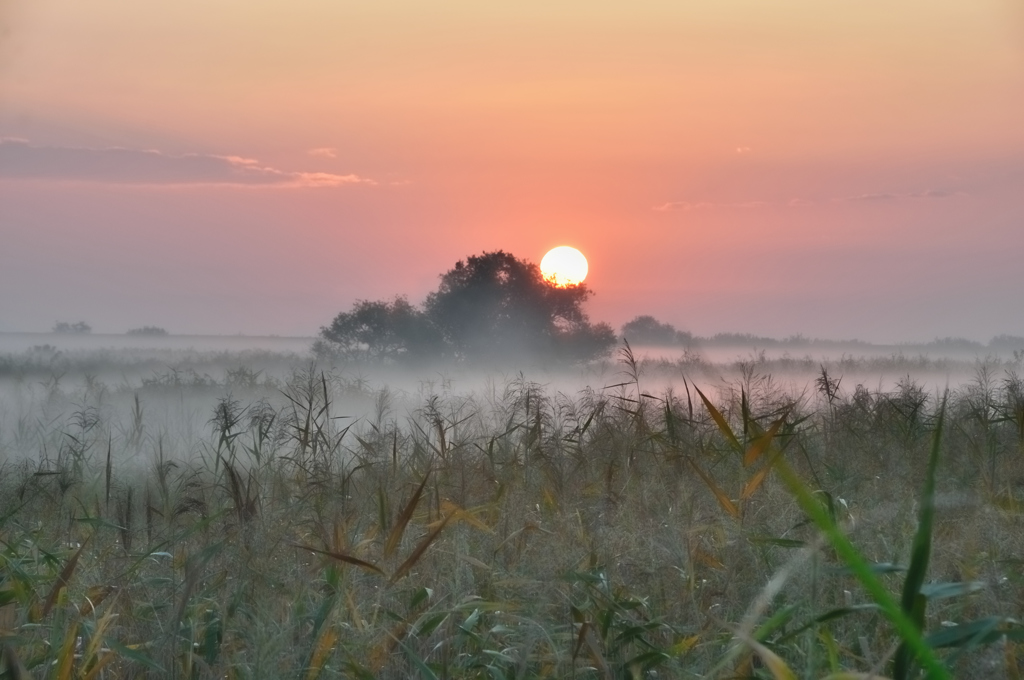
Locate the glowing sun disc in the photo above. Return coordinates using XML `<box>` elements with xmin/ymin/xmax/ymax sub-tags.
<box><xmin>541</xmin><ymin>246</ymin><xmax>588</xmax><ymax>286</ymax></box>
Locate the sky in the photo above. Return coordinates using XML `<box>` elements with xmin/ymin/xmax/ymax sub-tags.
<box><xmin>1</xmin><ymin>0</ymin><xmax>1023</xmax><ymax>343</ymax></box>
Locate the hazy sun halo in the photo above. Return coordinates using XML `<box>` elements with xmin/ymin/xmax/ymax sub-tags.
<box><xmin>541</xmin><ymin>246</ymin><xmax>588</xmax><ymax>287</ymax></box>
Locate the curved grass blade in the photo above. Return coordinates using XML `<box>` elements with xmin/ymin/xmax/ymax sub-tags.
<box><xmin>925</xmin><ymin>616</ymin><xmax>1024</xmax><ymax>649</ymax></box>
<box><xmin>290</xmin><ymin>544</ymin><xmax>384</xmax><ymax>576</ymax></box>
<box><xmin>744</xmin><ymin>416</ymin><xmax>786</xmax><ymax>467</ymax></box>
<box><xmin>773</xmin><ymin>456</ymin><xmax>950</xmax><ymax>680</ymax></box>
<box><xmin>893</xmin><ymin>392</ymin><xmax>947</xmax><ymax>680</ymax></box>
<box><xmin>104</xmin><ymin>639</ymin><xmax>165</xmax><ymax>673</ymax></box>
<box><xmin>390</xmin><ymin>516</ymin><xmax>451</xmax><ymax>584</ymax></box>
<box><xmin>36</xmin><ymin>535</ymin><xmax>91</xmax><ymax>621</ymax></box>
<box><xmin>692</xmin><ymin>385</ymin><xmax>742</xmax><ymax>453</ymax></box>
<box><xmin>741</xmin><ymin>449</ymin><xmax>783</xmax><ymax>500</ymax></box>
<box><xmin>397</xmin><ymin>636</ymin><xmax>440</xmax><ymax>680</ymax></box>
<box><xmin>304</xmin><ymin>624</ymin><xmax>339</xmax><ymax>680</ymax></box>
<box><xmin>54</xmin><ymin>620</ymin><xmax>80</xmax><ymax>680</ymax></box>
<box><xmin>776</xmin><ymin>604</ymin><xmax>881</xmax><ymax>644</ymax></box>
<box><xmin>385</xmin><ymin>469</ymin><xmax>431</xmax><ymax>559</ymax></box>
<box><xmin>686</xmin><ymin>457</ymin><xmax>739</xmax><ymax>518</ymax></box>
<box><xmin>731</xmin><ymin>627</ymin><xmax>797</xmax><ymax>680</ymax></box>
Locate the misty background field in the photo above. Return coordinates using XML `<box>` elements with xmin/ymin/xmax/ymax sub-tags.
<box><xmin>3</xmin><ymin>329</ymin><xmax>1024</xmax><ymax>678</ymax></box>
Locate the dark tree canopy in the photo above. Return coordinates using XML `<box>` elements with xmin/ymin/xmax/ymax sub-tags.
<box><xmin>53</xmin><ymin>321</ymin><xmax>91</xmax><ymax>334</ymax></box>
<box><xmin>425</xmin><ymin>251</ymin><xmax>613</xmax><ymax>362</ymax></box>
<box><xmin>319</xmin><ymin>297</ymin><xmax>444</xmax><ymax>363</ymax></box>
<box><xmin>318</xmin><ymin>251</ymin><xmax>615</xmax><ymax>365</ymax></box>
<box><xmin>621</xmin><ymin>315</ymin><xmax>691</xmax><ymax>345</ymax></box>
<box><xmin>127</xmin><ymin>326</ymin><xmax>169</xmax><ymax>336</ymax></box>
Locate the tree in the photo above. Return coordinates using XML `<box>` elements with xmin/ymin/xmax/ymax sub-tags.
<box><xmin>424</xmin><ymin>251</ymin><xmax>614</xmax><ymax>363</ymax></box>
<box><xmin>319</xmin><ymin>296</ymin><xmax>444</xmax><ymax>363</ymax></box>
<box><xmin>127</xmin><ymin>326</ymin><xmax>169</xmax><ymax>336</ymax></box>
<box><xmin>317</xmin><ymin>251</ymin><xmax>616</xmax><ymax>365</ymax></box>
<box><xmin>621</xmin><ymin>315</ymin><xmax>687</xmax><ymax>345</ymax></box>
<box><xmin>53</xmin><ymin>321</ymin><xmax>91</xmax><ymax>334</ymax></box>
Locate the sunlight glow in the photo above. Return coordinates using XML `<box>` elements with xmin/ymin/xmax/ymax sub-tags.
<box><xmin>540</xmin><ymin>246</ymin><xmax>588</xmax><ymax>287</ymax></box>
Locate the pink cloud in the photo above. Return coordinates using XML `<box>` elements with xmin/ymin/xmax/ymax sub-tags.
<box><xmin>0</xmin><ymin>139</ymin><xmax>374</xmax><ymax>187</ymax></box>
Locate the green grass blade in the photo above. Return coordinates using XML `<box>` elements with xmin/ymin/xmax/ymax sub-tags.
<box><xmin>398</xmin><ymin>637</ymin><xmax>440</xmax><ymax>680</ymax></box>
<box><xmin>773</xmin><ymin>457</ymin><xmax>950</xmax><ymax>680</ymax></box>
<box><xmin>893</xmin><ymin>392</ymin><xmax>947</xmax><ymax>680</ymax></box>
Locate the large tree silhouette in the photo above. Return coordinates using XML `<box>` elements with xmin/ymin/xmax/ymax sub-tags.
<box><xmin>319</xmin><ymin>297</ymin><xmax>445</xmax><ymax>363</ymax></box>
<box><xmin>317</xmin><ymin>251</ymin><xmax>615</xmax><ymax>364</ymax></box>
<box><xmin>424</xmin><ymin>251</ymin><xmax>614</xmax><ymax>363</ymax></box>
<box><xmin>621</xmin><ymin>315</ymin><xmax>691</xmax><ymax>345</ymax></box>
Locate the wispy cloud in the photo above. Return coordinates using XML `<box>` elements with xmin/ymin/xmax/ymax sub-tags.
<box><xmin>846</xmin><ymin>192</ymin><xmax>899</xmax><ymax>201</ymax></box>
<box><xmin>307</xmin><ymin>147</ymin><xmax>337</xmax><ymax>158</ymax></box>
<box><xmin>0</xmin><ymin>139</ymin><xmax>373</xmax><ymax>187</ymax></box>
<box><xmin>909</xmin><ymin>189</ymin><xmax>958</xmax><ymax>199</ymax></box>
<box><xmin>653</xmin><ymin>201</ymin><xmax>696</xmax><ymax>212</ymax></box>
<box><xmin>655</xmin><ymin>188</ymin><xmax>964</xmax><ymax>211</ymax></box>
<box><xmin>652</xmin><ymin>199</ymin><xmax>769</xmax><ymax>212</ymax></box>
<box><xmin>843</xmin><ymin>189</ymin><xmax>964</xmax><ymax>202</ymax></box>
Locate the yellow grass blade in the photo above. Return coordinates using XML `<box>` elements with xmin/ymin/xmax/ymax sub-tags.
<box><xmin>432</xmin><ymin>499</ymin><xmax>491</xmax><ymax>532</ymax></box>
<box><xmin>290</xmin><ymin>544</ymin><xmax>384</xmax><ymax>576</ymax></box>
<box><xmin>692</xmin><ymin>385</ymin><xmax>742</xmax><ymax>453</ymax></box>
<box><xmin>733</xmin><ymin>631</ymin><xmax>797</xmax><ymax>680</ymax></box>
<box><xmin>390</xmin><ymin>516</ymin><xmax>451</xmax><ymax>584</ymax></box>
<box><xmin>384</xmin><ymin>470</ymin><xmax>431</xmax><ymax>559</ymax></box>
<box><xmin>687</xmin><ymin>458</ymin><xmax>740</xmax><ymax>518</ymax></box>
<box><xmin>38</xmin><ymin>536</ymin><xmax>91</xmax><ymax>621</ymax></box>
<box><xmin>304</xmin><ymin>624</ymin><xmax>339</xmax><ymax>680</ymax></box>
<box><xmin>82</xmin><ymin>593</ymin><xmax>119</xmax><ymax>666</ymax></box>
<box><xmin>81</xmin><ymin>651</ymin><xmax>117</xmax><ymax>680</ymax></box>
<box><xmin>741</xmin><ymin>450</ymin><xmax>783</xmax><ymax>500</ymax></box>
<box><xmin>572</xmin><ymin>621</ymin><xmax>590</xmax><ymax>662</ymax></box>
<box><xmin>368</xmin><ymin>620</ymin><xmax>409</xmax><ymax>672</ymax></box>
<box><xmin>54</xmin><ymin>620</ymin><xmax>80</xmax><ymax>680</ymax></box>
<box><xmin>693</xmin><ymin>548</ymin><xmax>725</xmax><ymax>570</ymax></box>
<box><xmin>345</xmin><ymin>590</ymin><xmax>365</xmax><ymax>632</ymax></box>
<box><xmin>541</xmin><ymin>486</ymin><xmax>558</xmax><ymax>512</ymax></box>
<box><xmin>669</xmin><ymin>634</ymin><xmax>700</xmax><ymax>656</ymax></box>
<box><xmin>78</xmin><ymin>585</ymin><xmax>116</xmax><ymax>617</ymax></box>
<box><xmin>743</xmin><ymin>416</ymin><xmax>785</xmax><ymax>467</ymax></box>
<box><xmin>1007</xmin><ymin>640</ymin><xmax>1021</xmax><ymax>680</ymax></box>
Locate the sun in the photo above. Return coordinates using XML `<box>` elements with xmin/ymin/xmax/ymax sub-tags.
<box><xmin>540</xmin><ymin>246</ymin><xmax>588</xmax><ymax>287</ymax></box>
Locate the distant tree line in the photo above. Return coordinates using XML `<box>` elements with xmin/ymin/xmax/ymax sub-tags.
<box><xmin>316</xmin><ymin>251</ymin><xmax>616</xmax><ymax>365</ymax></box>
<box><xmin>620</xmin><ymin>314</ymin><xmax>1024</xmax><ymax>353</ymax></box>
<box><xmin>53</xmin><ymin>321</ymin><xmax>91</xmax><ymax>334</ymax></box>
<box><xmin>620</xmin><ymin>315</ymin><xmax>693</xmax><ymax>346</ymax></box>
<box><xmin>127</xmin><ymin>326</ymin><xmax>169</xmax><ymax>336</ymax></box>
<box><xmin>52</xmin><ymin>322</ymin><xmax>174</xmax><ymax>336</ymax></box>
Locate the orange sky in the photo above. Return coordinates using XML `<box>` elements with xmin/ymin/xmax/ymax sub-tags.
<box><xmin>2</xmin><ymin>0</ymin><xmax>1023</xmax><ymax>341</ymax></box>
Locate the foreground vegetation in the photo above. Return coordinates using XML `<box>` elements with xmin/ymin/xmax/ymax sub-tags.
<box><xmin>2</xmin><ymin>346</ymin><xmax>1024</xmax><ymax>678</ymax></box>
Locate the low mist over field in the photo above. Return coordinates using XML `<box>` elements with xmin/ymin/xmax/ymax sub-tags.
<box><xmin>3</xmin><ymin>333</ymin><xmax>1024</xmax><ymax>677</ymax></box>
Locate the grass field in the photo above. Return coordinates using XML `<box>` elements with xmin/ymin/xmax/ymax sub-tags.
<box><xmin>2</xmin><ymin>342</ymin><xmax>1024</xmax><ymax>678</ymax></box>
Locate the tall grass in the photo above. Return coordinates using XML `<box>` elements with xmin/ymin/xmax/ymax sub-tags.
<box><xmin>2</xmin><ymin>351</ymin><xmax>1024</xmax><ymax>677</ymax></box>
